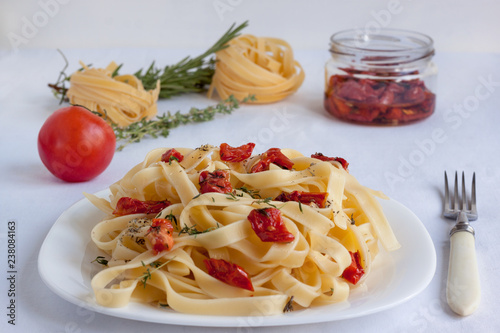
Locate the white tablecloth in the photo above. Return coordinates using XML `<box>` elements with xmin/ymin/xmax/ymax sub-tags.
<box><xmin>0</xmin><ymin>48</ymin><xmax>499</xmax><ymax>332</ymax></box>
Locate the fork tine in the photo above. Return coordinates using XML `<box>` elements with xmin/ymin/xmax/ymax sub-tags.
<box><xmin>453</xmin><ymin>171</ymin><xmax>459</xmax><ymax>211</ymax></box>
<box><xmin>471</xmin><ymin>172</ymin><xmax>477</xmax><ymax>214</ymax></box>
<box><xmin>444</xmin><ymin>171</ymin><xmax>450</xmax><ymax>212</ymax></box>
<box><xmin>461</xmin><ymin>172</ymin><xmax>467</xmax><ymax>211</ymax></box>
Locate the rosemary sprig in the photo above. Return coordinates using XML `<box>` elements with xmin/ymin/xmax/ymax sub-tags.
<box><xmin>47</xmin><ymin>49</ymin><xmax>71</xmax><ymax>104</ymax></box>
<box><xmin>48</xmin><ymin>21</ymin><xmax>248</xmax><ymax>102</ymax></box>
<box><xmin>113</xmin><ymin>95</ymin><xmax>255</xmax><ymax>151</ymax></box>
<box><xmin>135</xmin><ymin>21</ymin><xmax>248</xmax><ymax>98</ymax></box>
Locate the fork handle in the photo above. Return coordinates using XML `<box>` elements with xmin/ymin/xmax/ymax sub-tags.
<box><xmin>447</xmin><ymin>230</ymin><xmax>481</xmax><ymax>316</ymax></box>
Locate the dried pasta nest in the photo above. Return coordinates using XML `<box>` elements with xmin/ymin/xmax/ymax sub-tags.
<box><xmin>208</xmin><ymin>34</ymin><xmax>305</xmax><ymax>103</ymax></box>
<box><xmin>66</xmin><ymin>61</ymin><xmax>160</xmax><ymax>127</ymax></box>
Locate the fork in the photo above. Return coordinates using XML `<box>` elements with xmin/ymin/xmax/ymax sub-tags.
<box><xmin>443</xmin><ymin>171</ymin><xmax>480</xmax><ymax>316</ymax></box>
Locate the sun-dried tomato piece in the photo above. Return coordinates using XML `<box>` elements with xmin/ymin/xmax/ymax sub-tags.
<box><xmin>337</xmin><ymin>79</ymin><xmax>381</xmax><ymax>103</ymax></box>
<box><xmin>161</xmin><ymin>148</ymin><xmax>184</xmax><ymax>163</ymax></box>
<box><xmin>247</xmin><ymin>208</ymin><xmax>295</xmax><ymax>243</ymax></box>
<box><xmin>251</xmin><ymin>148</ymin><xmax>294</xmax><ymax>173</ymax></box>
<box><xmin>204</xmin><ymin>258</ymin><xmax>254</xmax><ymax>291</ymax></box>
<box><xmin>274</xmin><ymin>191</ymin><xmax>328</xmax><ymax>208</ymax></box>
<box><xmin>113</xmin><ymin>197</ymin><xmax>171</xmax><ymax>216</ymax></box>
<box><xmin>311</xmin><ymin>153</ymin><xmax>349</xmax><ymax>171</ymax></box>
<box><xmin>324</xmin><ymin>71</ymin><xmax>436</xmax><ymax>125</ymax></box>
<box><xmin>220</xmin><ymin>143</ymin><xmax>255</xmax><ymax>162</ymax></box>
<box><xmin>147</xmin><ymin>218</ymin><xmax>174</xmax><ymax>255</ymax></box>
<box><xmin>342</xmin><ymin>251</ymin><xmax>365</xmax><ymax>285</ymax></box>
<box><xmin>199</xmin><ymin>170</ymin><xmax>232</xmax><ymax>194</ymax></box>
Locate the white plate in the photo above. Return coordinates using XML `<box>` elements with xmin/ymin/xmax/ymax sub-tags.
<box><xmin>38</xmin><ymin>190</ymin><xmax>436</xmax><ymax>327</ymax></box>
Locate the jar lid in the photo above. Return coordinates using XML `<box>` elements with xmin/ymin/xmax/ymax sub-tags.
<box><xmin>330</xmin><ymin>28</ymin><xmax>434</xmax><ymax>66</ymax></box>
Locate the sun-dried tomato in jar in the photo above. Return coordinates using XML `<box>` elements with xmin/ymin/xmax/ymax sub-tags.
<box><xmin>325</xmin><ymin>29</ymin><xmax>437</xmax><ymax>125</ymax></box>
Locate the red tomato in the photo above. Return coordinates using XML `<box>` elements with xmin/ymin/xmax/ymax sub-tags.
<box><xmin>219</xmin><ymin>143</ymin><xmax>255</xmax><ymax>162</ymax></box>
<box><xmin>203</xmin><ymin>258</ymin><xmax>254</xmax><ymax>291</ymax></box>
<box><xmin>112</xmin><ymin>197</ymin><xmax>171</xmax><ymax>216</ymax></box>
<box><xmin>247</xmin><ymin>208</ymin><xmax>295</xmax><ymax>243</ymax></box>
<box><xmin>147</xmin><ymin>218</ymin><xmax>175</xmax><ymax>255</ymax></box>
<box><xmin>161</xmin><ymin>148</ymin><xmax>184</xmax><ymax>163</ymax></box>
<box><xmin>342</xmin><ymin>251</ymin><xmax>365</xmax><ymax>285</ymax></box>
<box><xmin>199</xmin><ymin>170</ymin><xmax>232</xmax><ymax>194</ymax></box>
<box><xmin>37</xmin><ymin>106</ymin><xmax>116</xmax><ymax>182</ymax></box>
<box><xmin>274</xmin><ymin>191</ymin><xmax>328</xmax><ymax>208</ymax></box>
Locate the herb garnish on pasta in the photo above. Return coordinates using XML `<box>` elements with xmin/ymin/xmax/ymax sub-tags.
<box><xmin>86</xmin><ymin>143</ymin><xmax>400</xmax><ymax>316</ymax></box>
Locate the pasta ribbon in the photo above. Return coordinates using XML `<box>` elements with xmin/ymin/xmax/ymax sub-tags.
<box><xmin>66</xmin><ymin>61</ymin><xmax>160</xmax><ymax>127</ymax></box>
<box><xmin>207</xmin><ymin>35</ymin><xmax>305</xmax><ymax>103</ymax></box>
<box><xmin>87</xmin><ymin>144</ymin><xmax>400</xmax><ymax>316</ymax></box>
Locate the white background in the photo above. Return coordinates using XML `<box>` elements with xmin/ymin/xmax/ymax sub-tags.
<box><xmin>1</xmin><ymin>0</ymin><xmax>500</xmax><ymax>52</ymax></box>
<box><xmin>1</xmin><ymin>1</ymin><xmax>500</xmax><ymax>333</ymax></box>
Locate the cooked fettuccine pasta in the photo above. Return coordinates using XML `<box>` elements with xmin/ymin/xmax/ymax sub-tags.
<box><xmin>86</xmin><ymin>143</ymin><xmax>400</xmax><ymax>316</ymax></box>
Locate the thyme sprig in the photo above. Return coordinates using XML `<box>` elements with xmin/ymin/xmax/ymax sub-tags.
<box><xmin>236</xmin><ymin>186</ymin><xmax>261</xmax><ymax>199</ymax></box>
<box><xmin>225</xmin><ymin>192</ymin><xmax>240</xmax><ymax>201</ymax></box>
<box><xmin>178</xmin><ymin>223</ymin><xmax>220</xmax><ymax>236</ymax></box>
<box><xmin>139</xmin><ymin>260</ymin><xmax>171</xmax><ymax>288</ymax></box>
<box><xmin>178</xmin><ymin>224</ymin><xmax>203</xmax><ymax>236</ymax></box>
<box><xmin>91</xmin><ymin>256</ymin><xmax>108</xmax><ymax>266</ymax></box>
<box><xmin>112</xmin><ymin>95</ymin><xmax>255</xmax><ymax>151</ymax></box>
<box><xmin>135</xmin><ymin>21</ymin><xmax>248</xmax><ymax>98</ymax></box>
<box><xmin>252</xmin><ymin>197</ymin><xmax>277</xmax><ymax>208</ymax></box>
<box><xmin>165</xmin><ymin>212</ymin><xmax>178</xmax><ymax>227</ymax></box>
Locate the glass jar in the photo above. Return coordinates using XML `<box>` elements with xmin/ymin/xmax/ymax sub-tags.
<box><xmin>324</xmin><ymin>28</ymin><xmax>437</xmax><ymax>125</ymax></box>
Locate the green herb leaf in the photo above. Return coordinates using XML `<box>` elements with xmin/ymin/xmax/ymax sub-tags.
<box><xmin>48</xmin><ymin>22</ymin><xmax>248</xmax><ymax>103</ymax></box>
<box><xmin>91</xmin><ymin>256</ymin><xmax>108</xmax><ymax>266</ymax></box>
<box><xmin>178</xmin><ymin>224</ymin><xmax>202</xmax><ymax>236</ymax></box>
<box><xmin>113</xmin><ymin>95</ymin><xmax>253</xmax><ymax>151</ymax></box>
<box><xmin>225</xmin><ymin>192</ymin><xmax>240</xmax><ymax>201</ymax></box>
<box><xmin>139</xmin><ymin>259</ymin><xmax>171</xmax><ymax>288</ymax></box>
<box><xmin>168</xmin><ymin>155</ymin><xmax>179</xmax><ymax>165</ymax></box>
<box><xmin>178</xmin><ymin>223</ymin><xmax>219</xmax><ymax>236</ymax></box>
<box><xmin>165</xmin><ymin>212</ymin><xmax>178</xmax><ymax>226</ymax></box>
<box><xmin>134</xmin><ymin>21</ymin><xmax>248</xmax><ymax>98</ymax></box>
<box><xmin>237</xmin><ymin>186</ymin><xmax>261</xmax><ymax>199</ymax></box>
<box><xmin>253</xmin><ymin>197</ymin><xmax>277</xmax><ymax>208</ymax></box>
